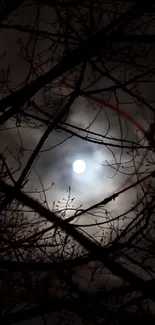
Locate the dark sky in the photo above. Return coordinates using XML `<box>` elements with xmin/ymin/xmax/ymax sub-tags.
<box><xmin>0</xmin><ymin>1</ymin><xmax>154</xmax><ymax>236</ymax></box>
<box><xmin>0</xmin><ymin>1</ymin><xmax>155</xmax><ymax>324</ymax></box>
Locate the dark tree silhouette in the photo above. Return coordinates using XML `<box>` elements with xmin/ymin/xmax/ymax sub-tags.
<box><xmin>0</xmin><ymin>1</ymin><xmax>155</xmax><ymax>324</ymax></box>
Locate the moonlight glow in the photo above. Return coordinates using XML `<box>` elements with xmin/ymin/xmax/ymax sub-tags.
<box><xmin>72</xmin><ymin>159</ymin><xmax>86</xmax><ymax>174</ymax></box>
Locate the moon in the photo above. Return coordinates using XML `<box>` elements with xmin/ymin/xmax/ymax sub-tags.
<box><xmin>72</xmin><ymin>159</ymin><xmax>86</xmax><ymax>174</ymax></box>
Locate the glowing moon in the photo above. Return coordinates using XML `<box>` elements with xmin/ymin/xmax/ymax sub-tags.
<box><xmin>72</xmin><ymin>159</ymin><xmax>86</xmax><ymax>174</ymax></box>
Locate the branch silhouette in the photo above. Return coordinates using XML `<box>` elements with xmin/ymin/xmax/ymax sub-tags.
<box><xmin>1</xmin><ymin>178</ymin><xmax>155</xmax><ymax>301</ymax></box>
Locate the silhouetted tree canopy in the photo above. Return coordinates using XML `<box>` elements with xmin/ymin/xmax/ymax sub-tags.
<box><xmin>0</xmin><ymin>1</ymin><xmax>155</xmax><ymax>324</ymax></box>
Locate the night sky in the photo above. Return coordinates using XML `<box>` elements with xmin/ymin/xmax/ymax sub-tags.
<box><xmin>0</xmin><ymin>1</ymin><xmax>155</xmax><ymax>324</ymax></box>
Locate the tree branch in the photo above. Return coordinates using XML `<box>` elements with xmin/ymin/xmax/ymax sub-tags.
<box><xmin>1</xmin><ymin>178</ymin><xmax>155</xmax><ymax>301</ymax></box>
<box><xmin>0</xmin><ymin>1</ymin><xmax>153</xmax><ymax>125</ymax></box>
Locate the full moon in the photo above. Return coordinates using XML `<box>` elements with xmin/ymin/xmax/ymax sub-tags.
<box><xmin>72</xmin><ymin>159</ymin><xmax>86</xmax><ymax>174</ymax></box>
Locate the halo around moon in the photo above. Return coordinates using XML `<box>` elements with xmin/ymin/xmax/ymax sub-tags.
<box><xmin>72</xmin><ymin>159</ymin><xmax>86</xmax><ymax>174</ymax></box>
